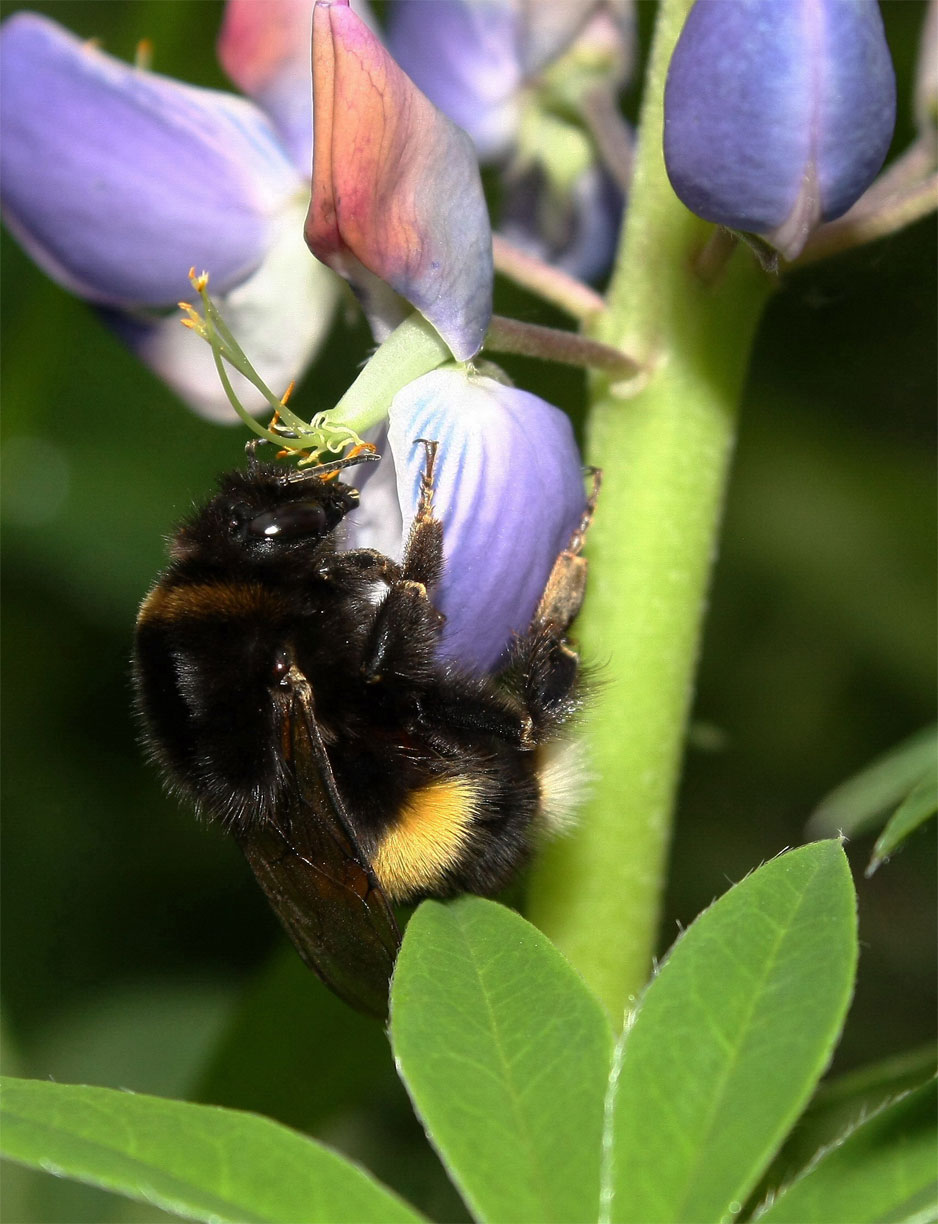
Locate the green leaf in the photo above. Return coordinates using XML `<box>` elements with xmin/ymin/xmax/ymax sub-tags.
<box><xmin>753</xmin><ymin>1079</ymin><xmax>938</xmax><ymax>1223</ymax></box>
<box><xmin>391</xmin><ymin>897</ymin><xmax>613</xmax><ymax>1224</ymax></box>
<box><xmin>605</xmin><ymin>841</ymin><xmax>858</xmax><ymax>1224</ymax></box>
<box><xmin>808</xmin><ymin>725</ymin><xmax>937</xmax><ymax>838</ymax></box>
<box><xmin>868</xmin><ymin>770</ymin><xmax>938</xmax><ymax>875</ymax></box>
<box><xmin>756</xmin><ymin>1043</ymin><xmax>938</xmax><ymax>1199</ymax></box>
<box><xmin>0</xmin><ymin>1077</ymin><xmax>422</xmax><ymax>1224</ymax></box>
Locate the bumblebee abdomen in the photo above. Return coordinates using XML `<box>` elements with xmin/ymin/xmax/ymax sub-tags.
<box><xmin>359</xmin><ymin>743</ymin><xmax>540</xmax><ymax>904</ymax></box>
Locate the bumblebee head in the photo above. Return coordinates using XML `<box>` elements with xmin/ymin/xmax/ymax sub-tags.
<box><xmin>170</xmin><ymin>462</ymin><xmax>360</xmax><ymax>568</ymax></box>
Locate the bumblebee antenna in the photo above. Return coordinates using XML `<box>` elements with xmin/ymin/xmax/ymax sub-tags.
<box><xmin>285</xmin><ymin>447</ymin><xmax>381</xmax><ymax>482</ymax></box>
<box><xmin>244</xmin><ymin>438</ymin><xmax>380</xmax><ymax>479</ymax></box>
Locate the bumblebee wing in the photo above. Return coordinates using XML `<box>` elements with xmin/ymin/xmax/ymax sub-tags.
<box><xmin>235</xmin><ymin>678</ymin><xmax>400</xmax><ymax>1020</ymax></box>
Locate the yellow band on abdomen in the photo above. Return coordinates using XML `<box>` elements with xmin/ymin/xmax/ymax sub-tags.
<box><xmin>371</xmin><ymin>775</ymin><xmax>481</xmax><ymax>902</ymax></box>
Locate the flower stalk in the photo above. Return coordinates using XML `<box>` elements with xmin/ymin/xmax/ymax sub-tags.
<box><xmin>484</xmin><ymin>316</ymin><xmax>639</xmax><ymax>379</ymax></box>
<box><xmin>797</xmin><ymin>170</ymin><xmax>938</xmax><ymax>265</ymax></box>
<box><xmin>526</xmin><ymin>0</ymin><xmax>773</xmax><ymax>1024</ymax></box>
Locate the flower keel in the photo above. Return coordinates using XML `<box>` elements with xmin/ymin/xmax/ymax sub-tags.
<box><xmin>383</xmin><ymin>369</ymin><xmax>587</xmax><ymax>672</ymax></box>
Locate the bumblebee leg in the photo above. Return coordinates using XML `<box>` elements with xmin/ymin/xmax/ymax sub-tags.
<box><xmin>414</xmin><ymin>681</ymin><xmax>537</xmax><ymax>747</ymax></box>
<box><xmin>532</xmin><ymin>467</ymin><xmax>601</xmax><ymax>633</ymax></box>
<box><xmin>322</xmin><ymin>548</ymin><xmax>402</xmax><ymax>586</ymax></box>
<box><xmin>501</xmin><ymin>468</ymin><xmax>602</xmax><ymax>731</ymax></box>
<box><xmin>399</xmin><ymin>439</ymin><xmax>444</xmax><ymax>590</ymax></box>
<box><xmin>503</xmin><ymin>625</ymin><xmax>580</xmax><ymax>733</ymax></box>
<box><xmin>360</xmin><ymin>440</ymin><xmax>445</xmax><ymax>685</ymax></box>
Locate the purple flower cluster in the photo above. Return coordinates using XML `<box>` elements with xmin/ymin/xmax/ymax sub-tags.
<box><xmin>0</xmin><ymin>0</ymin><xmax>586</xmax><ymax>672</ymax></box>
<box><xmin>0</xmin><ymin>0</ymin><xmax>900</xmax><ymax>665</ymax></box>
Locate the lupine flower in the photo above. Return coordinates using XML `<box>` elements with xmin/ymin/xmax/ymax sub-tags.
<box><xmin>299</xmin><ymin>1</ymin><xmax>587</xmax><ymax>670</ymax></box>
<box><xmin>305</xmin><ymin>0</ymin><xmax>493</xmax><ymax>360</ymax></box>
<box><xmin>386</xmin><ymin>0</ymin><xmax>633</xmax><ymax>282</ymax></box>
<box><xmin>2</xmin><ymin>3</ymin><xmax>590</xmax><ymax>673</ymax></box>
<box><xmin>0</xmin><ymin>7</ymin><xmax>338</xmax><ymax>418</ymax></box>
<box><xmin>347</xmin><ymin>369</ymin><xmax>588</xmax><ymax>672</ymax></box>
<box><xmin>663</xmin><ymin>0</ymin><xmax>897</xmax><ymax>260</ymax></box>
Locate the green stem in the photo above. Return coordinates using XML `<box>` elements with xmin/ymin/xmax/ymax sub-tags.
<box><xmin>526</xmin><ymin>0</ymin><xmax>773</xmax><ymax>1024</ymax></box>
<box><xmin>485</xmin><ymin>315</ymin><xmax>638</xmax><ymax>377</ymax></box>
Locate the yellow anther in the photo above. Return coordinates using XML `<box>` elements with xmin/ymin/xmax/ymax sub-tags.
<box><xmin>177</xmin><ymin>300</ymin><xmax>206</xmax><ymax>334</ymax></box>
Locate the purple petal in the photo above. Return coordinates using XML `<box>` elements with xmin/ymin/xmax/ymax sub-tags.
<box><xmin>386</xmin><ymin>0</ymin><xmax>522</xmax><ymax>160</ymax></box>
<box><xmin>0</xmin><ymin>12</ymin><xmax>299</xmax><ymax>307</ymax></box>
<box><xmin>813</xmin><ymin>1</ymin><xmax>897</xmax><ymax>219</ymax></box>
<box><xmin>105</xmin><ymin>204</ymin><xmax>340</xmax><ymax>419</ymax></box>
<box><xmin>663</xmin><ymin>0</ymin><xmax>896</xmax><ymax>252</ymax></box>
<box><xmin>341</xmin><ymin>425</ymin><xmax>405</xmax><ymax>558</ymax></box>
<box><xmin>387</xmin><ymin>2</ymin><xmax>629</xmax><ymax>162</ymax></box>
<box><xmin>386</xmin><ymin>369</ymin><xmax>587</xmax><ymax>673</ymax></box>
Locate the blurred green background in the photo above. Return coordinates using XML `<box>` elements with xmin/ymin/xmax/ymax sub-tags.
<box><xmin>1</xmin><ymin>2</ymin><xmax>935</xmax><ymax>1221</ymax></box>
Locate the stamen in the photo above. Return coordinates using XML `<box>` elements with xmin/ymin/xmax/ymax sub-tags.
<box><xmin>178</xmin><ymin>270</ymin><xmax>371</xmax><ymax>466</ymax></box>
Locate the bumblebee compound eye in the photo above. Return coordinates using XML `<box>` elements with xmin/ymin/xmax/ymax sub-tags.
<box><xmin>225</xmin><ymin>502</ymin><xmax>253</xmax><ymax>538</ymax></box>
<box><xmin>246</xmin><ymin>501</ymin><xmax>329</xmax><ymax>541</ymax></box>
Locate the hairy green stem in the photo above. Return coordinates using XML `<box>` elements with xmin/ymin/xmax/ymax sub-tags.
<box><xmin>526</xmin><ymin>0</ymin><xmax>773</xmax><ymax>1024</ymax></box>
<box><xmin>485</xmin><ymin>315</ymin><xmax>639</xmax><ymax>377</ymax></box>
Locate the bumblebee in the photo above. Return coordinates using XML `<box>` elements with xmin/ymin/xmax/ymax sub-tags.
<box><xmin>134</xmin><ymin>441</ymin><xmax>595</xmax><ymax>1017</ymax></box>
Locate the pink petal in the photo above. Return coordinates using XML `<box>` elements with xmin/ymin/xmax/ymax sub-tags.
<box><xmin>305</xmin><ymin>0</ymin><xmax>492</xmax><ymax>360</ymax></box>
<box><xmin>218</xmin><ymin>0</ymin><xmax>316</xmax><ymax>174</ymax></box>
